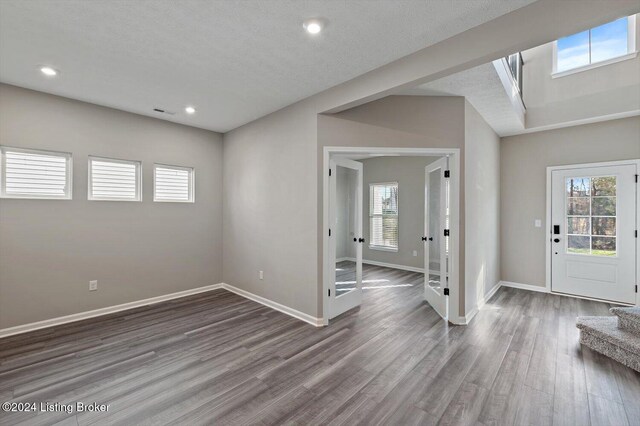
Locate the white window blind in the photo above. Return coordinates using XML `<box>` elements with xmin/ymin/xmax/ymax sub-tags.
<box><xmin>154</xmin><ymin>164</ymin><xmax>194</xmax><ymax>202</ymax></box>
<box><xmin>0</xmin><ymin>146</ymin><xmax>72</xmax><ymax>199</ymax></box>
<box><xmin>88</xmin><ymin>157</ymin><xmax>141</xmax><ymax>201</ymax></box>
<box><xmin>369</xmin><ymin>183</ymin><xmax>398</xmax><ymax>250</ymax></box>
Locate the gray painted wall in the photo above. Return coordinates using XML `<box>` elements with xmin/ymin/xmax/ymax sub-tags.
<box><xmin>464</xmin><ymin>101</ymin><xmax>501</xmax><ymax>314</ymax></box>
<box><xmin>500</xmin><ymin>116</ymin><xmax>640</xmax><ymax>288</ymax></box>
<box><xmin>318</xmin><ymin>96</ymin><xmax>467</xmax><ymax>315</ymax></box>
<box><xmin>0</xmin><ymin>84</ymin><xmax>224</xmax><ymax>328</ymax></box>
<box><xmin>220</xmin><ymin>1</ymin><xmax>635</xmax><ymax>321</ymax></box>
<box><xmin>522</xmin><ymin>14</ymin><xmax>640</xmax><ymax>129</ymax></box>
<box><xmin>223</xmin><ymin>102</ymin><xmax>319</xmax><ymax>318</ymax></box>
<box><xmin>361</xmin><ymin>156</ymin><xmax>438</xmax><ymax>270</ymax></box>
<box><xmin>0</xmin><ymin>1</ymin><xmax>626</xmax><ymax>327</ymax></box>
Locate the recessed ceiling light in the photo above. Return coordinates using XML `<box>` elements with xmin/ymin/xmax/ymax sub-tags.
<box><xmin>185</xmin><ymin>106</ymin><xmax>196</xmax><ymax>114</ymax></box>
<box><xmin>40</xmin><ymin>66</ymin><xmax>58</xmax><ymax>77</ymax></box>
<box><xmin>303</xmin><ymin>19</ymin><xmax>324</xmax><ymax>35</ymax></box>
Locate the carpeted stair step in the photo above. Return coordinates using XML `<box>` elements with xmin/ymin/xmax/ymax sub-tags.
<box><xmin>576</xmin><ymin>316</ymin><xmax>640</xmax><ymax>372</ymax></box>
<box><xmin>610</xmin><ymin>306</ymin><xmax>640</xmax><ymax>335</ymax></box>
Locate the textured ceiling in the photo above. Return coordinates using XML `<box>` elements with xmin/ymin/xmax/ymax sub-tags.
<box><xmin>0</xmin><ymin>0</ymin><xmax>536</xmax><ymax>133</ymax></box>
<box><xmin>399</xmin><ymin>63</ymin><xmax>525</xmax><ymax>136</ymax></box>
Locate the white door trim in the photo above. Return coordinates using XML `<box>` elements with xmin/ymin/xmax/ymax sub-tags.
<box><xmin>322</xmin><ymin>147</ymin><xmax>461</xmax><ymax>325</ymax></box>
<box><xmin>546</xmin><ymin>159</ymin><xmax>640</xmax><ymax>306</ymax></box>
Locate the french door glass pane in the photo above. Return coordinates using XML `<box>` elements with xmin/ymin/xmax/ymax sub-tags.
<box><xmin>335</xmin><ymin>165</ymin><xmax>358</xmax><ymax>297</ymax></box>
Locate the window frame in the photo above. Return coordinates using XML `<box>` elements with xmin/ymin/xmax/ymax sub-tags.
<box><xmin>87</xmin><ymin>156</ymin><xmax>142</xmax><ymax>202</ymax></box>
<box><xmin>368</xmin><ymin>182</ymin><xmax>399</xmax><ymax>252</ymax></box>
<box><xmin>153</xmin><ymin>163</ymin><xmax>195</xmax><ymax>203</ymax></box>
<box><xmin>552</xmin><ymin>15</ymin><xmax>637</xmax><ymax>78</ymax></box>
<box><xmin>0</xmin><ymin>145</ymin><xmax>73</xmax><ymax>200</ymax></box>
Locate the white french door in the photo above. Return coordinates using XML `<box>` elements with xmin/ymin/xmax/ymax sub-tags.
<box><xmin>329</xmin><ymin>158</ymin><xmax>363</xmax><ymax>319</ymax></box>
<box><xmin>550</xmin><ymin>162</ymin><xmax>637</xmax><ymax>304</ymax></box>
<box><xmin>424</xmin><ymin>157</ymin><xmax>449</xmax><ymax>319</ymax></box>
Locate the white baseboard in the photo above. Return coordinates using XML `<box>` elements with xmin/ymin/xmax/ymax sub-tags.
<box><xmin>0</xmin><ymin>283</ymin><xmax>224</xmax><ymax>339</ymax></box>
<box><xmin>221</xmin><ymin>283</ymin><xmax>323</xmax><ymax>327</ymax></box>
<box><xmin>449</xmin><ymin>281</ymin><xmax>502</xmax><ymax>325</ymax></box>
<box><xmin>499</xmin><ymin>281</ymin><xmax>549</xmax><ymax>293</ymax></box>
<box><xmin>479</xmin><ymin>282</ymin><xmax>503</xmax><ymax>308</ymax></box>
<box><xmin>0</xmin><ymin>282</ymin><xmax>325</xmax><ymax>339</ymax></box>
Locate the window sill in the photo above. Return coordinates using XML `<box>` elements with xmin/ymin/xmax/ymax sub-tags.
<box><xmin>552</xmin><ymin>51</ymin><xmax>638</xmax><ymax>79</ymax></box>
<box><xmin>368</xmin><ymin>245</ymin><xmax>398</xmax><ymax>253</ymax></box>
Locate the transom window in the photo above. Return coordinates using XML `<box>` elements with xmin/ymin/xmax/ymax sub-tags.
<box><xmin>554</xmin><ymin>15</ymin><xmax>636</xmax><ymax>74</ymax></box>
<box><xmin>369</xmin><ymin>183</ymin><xmax>398</xmax><ymax>251</ymax></box>
<box><xmin>0</xmin><ymin>146</ymin><xmax>72</xmax><ymax>199</ymax></box>
<box><xmin>566</xmin><ymin>176</ymin><xmax>616</xmax><ymax>257</ymax></box>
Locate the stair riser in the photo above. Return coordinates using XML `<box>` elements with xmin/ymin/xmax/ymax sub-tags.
<box><xmin>619</xmin><ymin>317</ymin><xmax>640</xmax><ymax>335</ymax></box>
<box><xmin>580</xmin><ymin>330</ymin><xmax>640</xmax><ymax>373</ymax></box>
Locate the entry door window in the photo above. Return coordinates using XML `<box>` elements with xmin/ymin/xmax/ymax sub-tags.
<box><xmin>566</xmin><ymin>176</ymin><xmax>616</xmax><ymax>256</ymax></box>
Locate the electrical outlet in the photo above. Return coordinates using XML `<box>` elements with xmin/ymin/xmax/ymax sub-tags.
<box><xmin>89</xmin><ymin>280</ymin><xmax>98</xmax><ymax>291</ymax></box>
<box><xmin>259</xmin><ymin>271</ymin><xmax>264</xmax><ymax>280</ymax></box>
<box><xmin>412</xmin><ymin>250</ymin><xmax>418</xmax><ymax>257</ymax></box>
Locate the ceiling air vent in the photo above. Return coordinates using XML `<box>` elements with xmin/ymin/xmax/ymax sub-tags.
<box><xmin>152</xmin><ymin>108</ymin><xmax>176</xmax><ymax>115</ymax></box>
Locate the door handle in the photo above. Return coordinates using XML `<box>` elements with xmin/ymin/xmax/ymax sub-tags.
<box><xmin>554</xmin><ymin>238</ymin><xmax>560</xmax><ymax>243</ymax></box>
<box><xmin>358</xmin><ymin>238</ymin><xmax>365</xmax><ymax>243</ymax></box>
<box><xmin>353</xmin><ymin>238</ymin><xmax>357</xmax><ymax>242</ymax></box>
<box><xmin>429</xmin><ymin>237</ymin><xmax>433</xmax><ymax>241</ymax></box>
<box><xmin>421</xmin><ymin>237</ymin><xmax>434</xmax><ymax>242</ymax></box>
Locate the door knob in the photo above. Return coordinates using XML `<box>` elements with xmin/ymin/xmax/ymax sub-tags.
<box><xmin>353</xmin><ymin>238</ymin><xmax>357</xmax><ymax>242</ymax></box>
<box><xmin>358</xmin><ymin>238</ymin><xmax>365</xmax><ymax>243</ymax></box>
<box><xmin>553</xmin><ymin>238</ymin><xmax>560</xmax><ymax>243</ymax></box>
<box><xmin>421</xmin><ymin>237</ymin><xmax>427</xmax><ymax>241</ymax></box>
<box><xmin>429</xmin><ymin>237</ymin><xmax>433</xmax><ymax>241</ymax></box>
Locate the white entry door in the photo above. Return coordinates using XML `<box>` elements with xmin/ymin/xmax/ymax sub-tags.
<box><xmin>424</xmin><ymin>157</ymin><xmax>449</xmax><ymax>319</ymax></box>
<box><xmin>329</xmin><ymin>158</ymin><xmax>363</xmax><ymax>319</ymax></box>
<box><xmin>551</xmin><ymin>162</ymin><xmax>637</xmax><ymax>304</ymax></box>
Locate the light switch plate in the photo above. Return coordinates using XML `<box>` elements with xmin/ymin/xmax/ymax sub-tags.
<box><xmin>534</xmin><ymin>219</ymin><xmax>542</xmax><ymax>228</ymax></box>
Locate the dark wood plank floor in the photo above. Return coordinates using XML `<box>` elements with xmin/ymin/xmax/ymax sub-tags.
<box><xmin>1</xmin><ymin>265</ymin><xmax>639</xmax><ymax>425</ymax></box>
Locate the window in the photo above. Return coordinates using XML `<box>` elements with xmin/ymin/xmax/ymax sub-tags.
<box><xmin>566</xmin><ymin>176</ymin><xmax>616</xmax><ymax>257</ymax></box>
<box><xmin>0</xmin><ymin>146</ymin><xmax>72</xmax><ymax>199</ymax></box>
<box><xmin>369</xmin><ymin>183</ymin><xmax>398</xmax><ymax>251</ymax></box>
<box><xmin>154</xmin><ymin>164</ymin><xmax>194</xmax><ymax>202</ymax></box>
<box><xmin>554</xmin><ymin>15</ymin><xmax>636</xmax><ymax>75</ymax></box>
<box><xmin>88</xmin><ymin>156</ymin><xmax>141</xmax><ymax>201</ymax></box>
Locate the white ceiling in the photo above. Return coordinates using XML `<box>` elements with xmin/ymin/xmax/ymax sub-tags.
<box><xmin>0</xmin><ymin>0</ymin><xmax>536</xmax><ymax>133</ymax></box>
<box><xmin>399</xmin><ymin>62</ymin><xmax>525</xmax><ymax>136</ymax></box>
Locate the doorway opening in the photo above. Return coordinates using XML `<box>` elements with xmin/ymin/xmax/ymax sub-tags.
<box><xmin>322</xmin><ymin>147</ymin><xmax>461</xmax><ymax>325</ymax></box>
<box><xmin>547</xmin><ymin>159</ymin><xmax>639</xmax><ymax>305</ymax></box>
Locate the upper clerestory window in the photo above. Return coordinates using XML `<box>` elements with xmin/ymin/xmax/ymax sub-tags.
<box><xmin>553</xmin><ymin>15</ymin><xmax>637</xmax><ymax>77</ymax></box>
